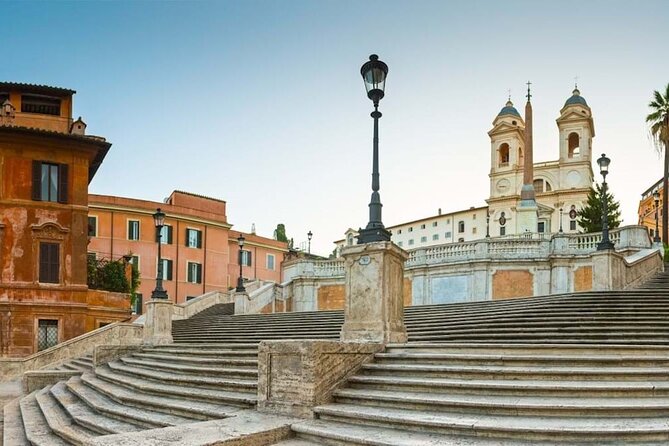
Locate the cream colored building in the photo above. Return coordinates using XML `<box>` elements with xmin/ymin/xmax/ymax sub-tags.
<box><xmin>336</xmin><ymin>87</ymin><xmax>595</xmax><ymax>252</ymax></box>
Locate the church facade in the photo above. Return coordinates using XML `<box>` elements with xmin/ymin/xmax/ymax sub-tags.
<box><xmin>336</xmin><ymin>86</ymin><xmax>595</xmax><ymax>251</ymax></box>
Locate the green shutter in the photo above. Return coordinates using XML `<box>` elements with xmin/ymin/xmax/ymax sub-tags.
<box><xmin>167</xmin><ymin>226</ymin><xmax>173</xmax><ymax>244</ymax></box>
<box><xmin>32</xmin><ymin>161</ymin><xmax>42</xmax><ymax>201</ymax></box>
<box><xmin>197</xmin><ymin>230</ymin><xmax>202</xmax><ymax>249</ymax></box>
<box><xmin>57</xmin><ymin>164</ymin><xmax>68</xmax><ymax>203</ymax></box>
<box><xmin>196</xmin><ymin>264</ymin><xmax>202</xmax><ymax>284</ymax></box>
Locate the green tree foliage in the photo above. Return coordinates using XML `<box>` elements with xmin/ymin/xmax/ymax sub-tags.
<box><xmin>88</xmin><ymin>257</ymin><xmax>140</xmax><ymax>296</ymax></box>
<box><xmin>576</xmin><ymin>183</ymin><xmax>622</xmax><ymax>233</ymax></box>
<box><xmin>646</xmin><ymin>84</ymin><xmax>669</xmax><ymax>245</ymax></box>
<box><xmin>274</xmin><ymin>223</ymin><xmax>288</xmax><ymax>242</ymax></box>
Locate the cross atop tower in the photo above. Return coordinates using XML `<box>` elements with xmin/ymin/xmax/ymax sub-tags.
<box><xmin>526</xmin><ymin>81</ymin><xmax>532</xmax><ymax>102</ymax></box>
<box><xmin>574</xmin><ymin>75</ymin><xmax>579</xmax><ymax>89</ymax></box>
<box><xmin>507</xmin><ymin>88</ymin><xmax>511</xmax><ymax>101</ymax></box>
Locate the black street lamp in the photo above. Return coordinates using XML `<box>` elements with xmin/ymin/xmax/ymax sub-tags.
<box><xmin>653</xmin><ymin>190</ymin><xmax>661</xmax><ymax>243</ymax></box>
<box><xmin>151</xmin><ymin>208</ymin><xmax>168</xmax><ymax>299</ymax></box>
<box><xmin>559</xmin><ymin>207</ymin><xmax>564</xmax><ymax>233</ymax></box>
<box><xmin>485</xmin><ymin>211</ymin><xmax>490</xmax><ymax>238</ymax></box>
<box><xmin>596</xmin><ymin>154</ymin><xmax>615</xmax><ymax>251</ymax></box>
<box><xmin>307</xmin><ymin>230</ymin><xmax>313</xmax><ymax>254</ymax></box>
<box><xmin>357</xmin><ymin>54</ymin><xmax>392</xmax><ymax>244</ymax></box>
<box><xmin>236</xmin><ymin>233</ymin><xmax>246</xmax><ymax>292</ymax></box>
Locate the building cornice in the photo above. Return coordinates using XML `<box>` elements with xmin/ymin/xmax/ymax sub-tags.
<box><xmin>88</xmin><ymin>203</ymin><xmax>233</xmax><ymax>229</ymax></box>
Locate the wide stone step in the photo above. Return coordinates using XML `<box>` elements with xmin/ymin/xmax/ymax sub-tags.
<box><xmin>386</xmin><ymin>343</ymin><xmax>669</xmax><ymax>355</ymax></box>
<box><xmin>360</xmin><ymin>363</ymin><xmax>669</xmax><ymax>381</ymax></box>
<box><xmin>313</xmin><ymin>404</ymin><xmax>669</xmax><ymax>441</ymax></box>
<box><xmin>332</xmin><ymin>388</ymin><xmax>669</xmax><ymax>417</ymax></box>
<box><xmin>291</xmin><ymin>419</ymin><xmax>551</xmax><ymax>445</ymax></box>
<box><xmin>139</xmin><ymin>347</ymin><xmax>258</xmax><ymax>357</ymax></box>
<box><xmin>34</xmin><ymin>386</ymin><xmax>97</xmax><ymax>445</ymax></box>
<box><xmin>131</xmin><ymin>352</ymin><xmax>258</xmax><ymax>366</ymax></box>
<box><xmin>96</xmin><ymin>364</ymin><xmax>256</xmax><ymax>406</ymax></box>
<box><xmin>106</xmin><ymin>360</ymin><xmax>257</xmax><ymax>392</ymax></box>
<box><xmin>19</xmin><ymin>391</ymin><xmax>70</xmax><ymax>446</ymax></box>
<box><xmin>147</xmin><ymin>342</ymin><xmax>259</xmax><ymax>350</ymax></box>
<box><xmin>80</xmin><ymin>372</ymin><xmax>236</xmax><ymax>420</ymax></box>
<box><xmin>373</xmin><ymin>352</ymin><xmax>669</xmax><ymax>367</ymax></box>
<box><xmin>3</xmin><ymin>398</ymin><xmax>29</xmax><ymax>446</ymax></box>
<box><xmin>118</xmin><ymin>356</ymin><xmax>257</xmax><ymax>378</ymax></box>
<box><xmin>66</xmin><ymin>377</ymin><xmax>192</xmax><ymax>428</ymax></box>
<box><xmin>49</xmin><ymin>381</ymin><xmax>143</xmax><ymax>435</ymax></box>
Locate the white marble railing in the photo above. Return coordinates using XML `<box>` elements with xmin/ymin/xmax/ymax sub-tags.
<box><xmin>284</xmin><ymin>226</ymin><xmax>653</xmax><ymax>277</ymax></box>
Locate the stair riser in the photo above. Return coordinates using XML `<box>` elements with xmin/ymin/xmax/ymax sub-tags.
<box><xmin>373</xmin><ymin>358</ymin><xmax>669</xmax><ymax>367</ymax></box>
<box><xmin>130</xmin><ymin>355</ymin><xmax>258</xmax><ymax>367</ymax></box>
<box><xmin>119</xmin><ymin>361</ymin><xmax>258</xmax><ymax>379</ymax></box>
<box><xmin>294</xmin><ymin>432</ymin><xmax>362</xmax><ymax>446</ymax></box>
<box><xmin>385</xmin><ymin>346</ymin><xmax>669</xmax><ymax>355</ymax></box>
<box><xmin>104</xmin><ymin>367</ymin><xmax>257</xmax><ymax>393</ymax></box>
<box><xmin>346</xmin><ymin>382</ymin><xmax>669</xmax><ymax>398</ymax></box>
<box><xmin>316</xmin><ymin>412</ymin><xmax>669</xmax><ymax>442</ymax></box>
<box><xmin>361</xmin><ymin>369</ymin><xmax>669</xmax><ymax>381</ymax></box>
<box><xmin>332</xmin><ymin>396</ymin><xmax>669</xmax><ymax>418</ymax></box>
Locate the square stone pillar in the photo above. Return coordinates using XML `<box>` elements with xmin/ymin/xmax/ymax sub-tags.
<box><xmin>340</xmin><ymin>241</ymin><xmax>409</xmax><ymax>343</ymax></box>
<box><xmin>233</xmin><ymin>291</ymin><xmax>250</xmax><ymax>314</ymax></box>
<box><xmin>143</xmin><ymin>299</ymin><xmax>173</xmax><ymax>345</ymax></box>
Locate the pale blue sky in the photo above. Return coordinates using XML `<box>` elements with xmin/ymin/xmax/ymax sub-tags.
<box><xmin>3</xmin><ymin>1</ymin><xmax>668</xmax><ymax>254</ymax></box>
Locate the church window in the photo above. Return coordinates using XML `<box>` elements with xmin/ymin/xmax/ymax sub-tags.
<box><xmin>570</xmin><ymin>220</ymin><xmax>577</xmax><ymax>231</ymax></box>
<box><xmin>458</xmin><ymin>221</ymin><xmax>465</xmax><ymax>233</ymax></box>
<box><xmin>568</xmin><ymin>132</ymin><xmax>580</xmax><ymax>158</ymax></box>
<box><xmin>533</xmin><ymin>179</ymin><xmax>544</xmax><ymax>193</ymax></box>
<box><xmin>499</xmin><ymin>143</ymin><xmax>510</xmax><ymax>166</ymax></box>
<box><xmin>500</xmin><ymin>226</ymin><xmax>506</xmax><ymax>236</ymax></box>
<box><xmin>545</xmin><ymin>182</ymin><xmax>552</xmax><ymax>192</ymax></box>
<box><xmin>538</xmin><ymin>222</ymin><xmax>545</xmax><ymax>233</ymax></box>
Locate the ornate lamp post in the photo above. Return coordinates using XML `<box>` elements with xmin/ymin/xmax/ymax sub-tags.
<box><xmin>559</xmin><ymin>207</ymin><xmax>564</xmax><ymax>233</ymax></box>
<box><xmin>596</xmin><ymin>154</ymin><xmax>615</xmax><ymax>251</ymax></box>
<box><xmin>485</xmin><ymin>211</ymin><xmax>490</xmax><ymax>238</ymax></box>
<box><xmin>151</xmin><ymin>208</ymin><xmax>168</xmax><ymax>299</ymax></box>
<box><xmin>307</xmin><ymin>230</ymin><xmax>313</xmax><ymax>254</ymax></box>
<box><xmin>236</xmin><ymin>233</ymin><xmax>246</xmax><ymax>292</ymax></box>
<box><xmin>357</xmin><ymin>54</ymin><xmax>392</xmax><ymax>244</ymax></box>
<box><xmin>653</xmin><ymin>190</ymin><xmax>661</xmax><ymax>243</ymax></box>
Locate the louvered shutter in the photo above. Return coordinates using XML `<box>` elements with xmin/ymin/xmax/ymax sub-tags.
<box><xmin>32</xmin><ymin>161</ymin><xmax>42</xmax><ymax>201</ymax></box>
<box><xmin>196</xmin><ymin>264</ymin><xmax>202</xmax><ymax>283</ymax></box>
<box><xmin>58</xmin><ymin>164</ymin><xmax>68</xmax><ymax>203</ymax></box>
<box><xmin>167</xmin><ymin>226</ymin><xmax>173</xmax><ymax>244</ymax></box>
<box><xmin>197</xmin><ymin>230</ymin><xmax>202</xmax><ymax>249</ymax></box>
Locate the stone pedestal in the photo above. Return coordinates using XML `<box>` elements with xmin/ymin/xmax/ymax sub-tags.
<box><xmin>143</xmin><ymin>299</ymin><xmax>174</xmax><ymax>345</ymax></box>
<box><xmin>516</xmin><ymin>199</ymin><xmax>538</xmax><ymax>234</ymax></box>
<box><xmin>233</xmin><ymin>291</ymin><xmax>250</xmax><ymax>314</ymax></box>
<box><xmin>340</xmin><ymin>241</ymin><xmax>409</xmax><ymax>343</ymax></box>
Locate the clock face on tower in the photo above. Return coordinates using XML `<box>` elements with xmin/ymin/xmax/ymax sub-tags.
<box><xmin>567</xmin><ymin>170</ymin><xmax>582</xmax><ymax>188</ymax></box>
<box><xmin>496</xmin><ymin>179</ymin><xmax>511</xmax><ymax>193</ymax></box>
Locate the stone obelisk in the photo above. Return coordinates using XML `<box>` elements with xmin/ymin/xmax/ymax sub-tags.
<box><xmin>516</xmin><ymin>81</ymin><xmax>539</xmax><ymax>234</ymax></box>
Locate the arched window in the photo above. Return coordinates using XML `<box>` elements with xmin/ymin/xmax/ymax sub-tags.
<box><xmin>346</xmin><ymin>234</ymin><xmax>353</xmax><ymax>246</ymax></box>
<box><xmin>568</xmin><ymin>132</ymin><xmax>580</xmax><ymax>158</ymax></box>
<box><xmin>499</xmin><ymin>143</ymin><xmax>510</xmax><ymax>166</ymax></box>
<box><xmin>545</xmin><ymin>181</ymin><xmax>552</xmax><ymax>192</ymax></box>
<box><xmin>533</xmin><ymin>179</ymin><xmax>544</xmax><ymax>193</ymax></box>
<box><xmin>458</xmin><ymin>221</ymin><xmax>465</xmax><ymax>233</ymax></box>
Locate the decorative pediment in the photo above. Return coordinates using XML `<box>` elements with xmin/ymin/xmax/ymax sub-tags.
<box><xmin>31</xmin><ymin>222</ymin><xmax>69</xmax><ymax>240</ymax></box>
<box><xmin>488</xmin><ymin>121</ymin><xmax>525</xmax><ymax>137</ymax></box>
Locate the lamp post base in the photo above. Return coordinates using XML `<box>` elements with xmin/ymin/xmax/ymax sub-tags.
<box><xmin>150</xmin><ymin>288</ymin><xmax>168</xmax><ymax>299</ymax></box>
<box><xmin>597</xmin><ymin>240</ymin><xmax>615</xmax><ymax>251</ymax></box>
<box><xmin>357</xmin><ymin>226</ymin><xmax>391</xmax><ymax>244</ymax></box>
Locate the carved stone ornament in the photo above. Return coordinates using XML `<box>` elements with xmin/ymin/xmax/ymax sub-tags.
<box><xmin>31</xmin><ymin>222</ymin><xmax>70</xmax><ymax>241</ymax></box>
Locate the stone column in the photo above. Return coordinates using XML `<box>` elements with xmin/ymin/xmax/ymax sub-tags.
<box><xmin>340</xmin><ymin>241</ymin><xmax>409</xmax><ymax>343</ymax></box>
<box><xmin>143</xmin><ymin>299</ymin><xmax>173</xmax><ymax>345</ymax></box>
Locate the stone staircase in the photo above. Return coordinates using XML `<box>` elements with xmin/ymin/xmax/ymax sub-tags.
<box><xmin>636</xmin><ymin>264</ymin><xmax>669</xmax><ymax>289</ymax></box>
<box><xmin>5</xmin><ymin>284</ymin><xmax>669</xmax><ymax>445</ymax></box>
<box><xmin>3</xmin><ymin>344</ymin><xmax>258</xmax><ymax>445</ymax></box>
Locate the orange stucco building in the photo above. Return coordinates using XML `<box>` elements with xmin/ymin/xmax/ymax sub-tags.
<box><xmin>0</xmin><ymin>82</ymin><xmax>130</xmax><ymax>357</ymax></box>
<box><xmin>88</xmin><ymin>191</ymin><xmax>288</xmax><ymax>311</ymax></box>
<box><xmin>638</xmin><ymin>178</ymin><xmax>665</xmax><ymax>242</ymax></box>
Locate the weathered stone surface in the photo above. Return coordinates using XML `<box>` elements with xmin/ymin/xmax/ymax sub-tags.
<box><xmin>492</xmin><ymin>269</ymin><xmax>534</xmax><ymax>300</ymax></box>
<box><xmin>340</xmin><ymin>242</ymin><xmax>409</xmax><ymax>343</ymax></box>
<box><xmin>83</xmin><ymin>409</ymin><xmax>296</xmax><ymax>446</ymax></box>
<box><xmin>22</xmin><ymin>370</ymin><xmax>81</xmax><ymax>393</ymax></box>
<box><xmin>143</xmin><ymin>299</ymin><xmax>173</xmax><ymax>345</ymax></box>
<box><xmin>257</xmin><ymin>340</ymin><xmax>383</xmax><ymax>418</ymax></box>
<box><xmin>592</xmin><ymin>248</ymin><xmax>663</xmax><ymax>291</ymax></box>
<box><xmin>93</xmin><ymin>344</ymin><xmax>143</xmax><ymax>367</ymax></box>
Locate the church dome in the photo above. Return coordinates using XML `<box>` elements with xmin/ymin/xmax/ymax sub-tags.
<box><xmin>564</xmin><ymin>88</ymin><xmax>588</xmax><ymax>107</ymax></box>
<box><xmin>497</xmin><ymin>100</ymin><xmax>521</xmax><ymax>118</ymax></box>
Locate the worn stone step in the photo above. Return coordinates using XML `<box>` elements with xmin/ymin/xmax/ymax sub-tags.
<box><xmin>314</xmin><ymin>404</ymin><xmax>669</xmax><ymax>441</ymax></box>
<box><xmin>66</xmin><ymin>377</ymin><xmax>192</xmax><ymax>428</ymax></box>
<box><xmin>131</xmin><ymin>352</ymin><xmax>258</xmax><ymax>366</ymax></box>
<box><xmin>118</xmin><ymin>356</ymin><xmax>257</xmax><ymax>378</ymax></box>
<box><xmin>97</xmin><ymin>363</ymin><xmax>257</xmax><ymax>405</ymax></box>
<box><xmin>50</xmin><ymin>381</ymin><xmax>143</xmax><ymax>435</ymax></box>
<box><xmin>80</xmin><ymin>372</ymin><xmax>236</xmax><ymax>420</ymax></box>
<box><xmin>3</xmin><ymin>398</ymin><xmax>29</xmax><ymax>446</ymax></box>
<box><xmin>385</xmin><ymin>343</ymin><xmax>669</xmax><ymax>355</ymax></box>
<box><xmin>373</xmin><ymin>352</ymin><xmax>669</xmax><ymax>367</ymax></box>
<box><xmin>332</xmin><ymin>388</ymin><xmax>669</xmax><ymax>417</ymax></box>
<box><xmin>360</xmin><ymin>363</ymin><xmax>669</xmax><ymax>381</ymax></box>
<box><xmin>105</xmin><ymin>360</ymin><xmax>257</xmax><ymax>392</ymax></box>
<box><xmin>291</xmin><ymin>419</ymin><xmax>550</xmax><ymax>445</ymax></box>
<box><xmin>346</xmin><ymin>375</ymin><xmax>669</xmax><ymax>397</ymax></box>
<box><xmin>138</xmin><ymin>347</ymin><xmax>258</xmax><ymax>357</ymax></box>
<box><xmin>150</xmin><ymin>342</ymin><xmax>259</xmax><ymax>349</ymax></box>
<box><xmin>19</xmin><ymin>391</ymin><xmax>70</xmax><ymax>446</ymax></box>
<box><xmin>34</xmin><ymin>386</ymin><xmax>97</xmax><ymax>445</ymax></box>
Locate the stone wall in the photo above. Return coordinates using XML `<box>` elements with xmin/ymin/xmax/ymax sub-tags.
<box><xmin>492</xmin><ymin>270</ymin><xmax>534</xmax><ymax>300</ymax></box>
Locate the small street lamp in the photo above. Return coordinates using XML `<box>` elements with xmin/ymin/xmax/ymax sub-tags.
<box><xmin>236</xmin><ymin>233</ymin><xmax>246</xmax><ymax>292</ymax></box>
<box><xmin>485</xmin><ymin>211</ymin><xmax>490</xmax><ymax>238</ymax></box>
<box><xmin>307</xmin><ymin>230</ymin><xmax>313</xmax><ymax>254</ymax></box>
<box><xmin>357</xmin><ymin>54</ymin><xmax>392</xmax><ymax>244</ymax></box>
<box><xmin>151</xmin><ymin>208</ymin><xmax>168</xmax><ymax>299</ymax></box>
<box><xmin>596</xmin><ymin>154</ymin><xmax>615</xmax><ymax>251</ymax></box>
<box><xmin>559</xmin><ymin>207</ymin><xmax>564</xmax><ymax>233</ymax></box>
<box><xmin>653</xmin><ymin>189</ymin><xmax>661</xmax><ymax>243</ymax></box>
